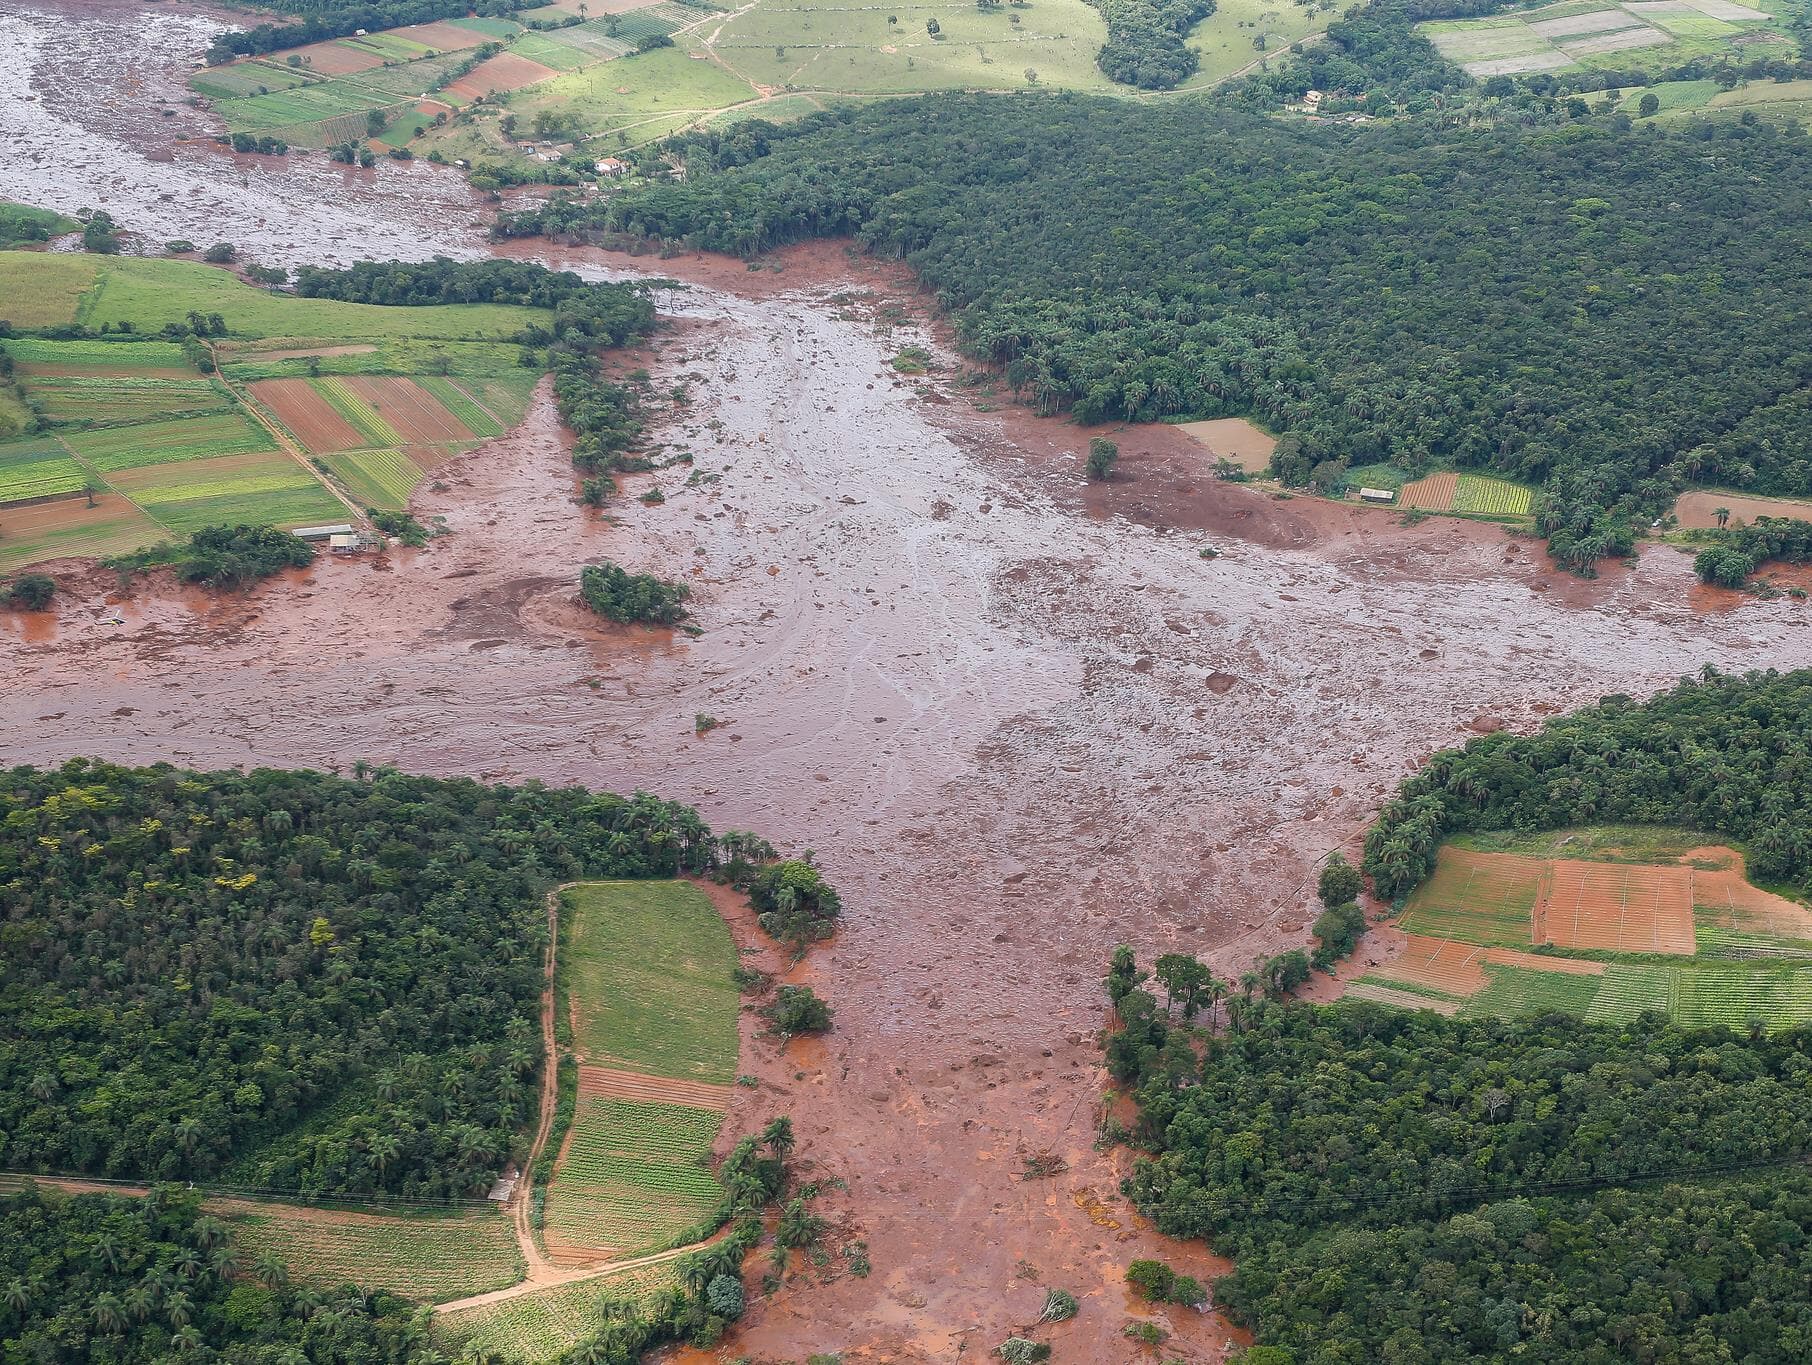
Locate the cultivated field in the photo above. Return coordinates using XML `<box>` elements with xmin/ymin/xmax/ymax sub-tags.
<box><xmin>0</xmin><ymin>255</ymin><xmax>550</xmax><ymax>566</ymax></box>
<box><xmin>214</xmin><ymin>1199</ymin><xmax>524</xmax><ymax>1304</ymax></box>
<box><xmin>1422</xmin><ymin>0</ymin><xmax>1779</xmax><ymax>77</ymax></box>
<box><xmin>435</xmin><ymin>1259</ymin><xmax>681</xmax><ymax>1360</ymax></box>
<box><xmin>541</xmin><ymin>880</ymin><xmax>739</xmax><ymax>1269</ymax></box>
<box><xmin>1359</xmin><ymin>828</ymin><xmax>1812</xmax><ymax>1031</ymax></box>
<box><xmin>1399</xmin><ymin>470</ymin><xmax>1533</xmax><ymax>517</ymax></box>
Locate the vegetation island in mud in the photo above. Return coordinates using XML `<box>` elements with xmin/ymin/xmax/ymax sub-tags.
<box><xmin>8</xmin><ymin>0</ymin><xmax>1812</xmax><ymax>1356</ymax></box>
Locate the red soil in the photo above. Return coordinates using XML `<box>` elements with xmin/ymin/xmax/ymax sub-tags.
<box><xmin>1401</xmin><ymin>471</ymin><xmax>1459</xmax><ymax>512</ymax></box>
<box><xmin>281</xmin><ymin>41</ymin><xmax>385</xmax><ymax>77</ymax></box>
<box><xmin>390</xmin><ymin>21</ymin><xmax>487</xmax><ymax>51</ymax></box>
<box><xmin>444</xmin><ymin>52</ymin><xmax>559</xmax><ymax>100</ymax></box>
<box><xmin>1536</xmin><ymin>859</ymin><xmax>1696</xmax><ymax>955</ymax></box>
<box><xmin>249</xmin><ymin>378</ymin><xmax>365</xmax><ymax>453</ymax></box>
<box><xmin>576</xmin><ymin>1066</ymin><xmax>731</xmax><ymax>1111</ymax></box>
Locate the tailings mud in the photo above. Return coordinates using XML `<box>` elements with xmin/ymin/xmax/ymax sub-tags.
<box><xmin>5</xmin><ymin>7</ymin><xmax>1812</xmax><ymax>1358</ymax></box>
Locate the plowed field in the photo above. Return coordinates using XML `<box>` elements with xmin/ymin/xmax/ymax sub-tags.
<box><xmin>342</xmin><ymin>376</ymin><xmax>473</xmax><ymax>443</ymax></box>
<box><xmin>1536</xmin><ymin>858</ymin><xmax>1696</xmax><ymax>954</ymax></box>
<box><xmin>250</xmin><ymin>378</ymin><xmax>366</xmax><ymax>452</ymax></box>
<box><xmin>1400</xmin><ymin>471</ymin><xmax>1459</xmax><ymax>511</ymax></box>
<box><xmin>444</xmin><ymin>52</ymin><xmax>559</xmax><ymax>99</ymax></box>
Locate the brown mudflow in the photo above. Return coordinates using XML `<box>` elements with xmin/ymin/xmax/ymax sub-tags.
<box><xmin>6</xmin><ymin>5</ymin><xmax>1812</xmax><ymax>1358</ymax></box>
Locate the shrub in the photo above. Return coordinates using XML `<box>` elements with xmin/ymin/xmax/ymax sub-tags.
<box><xmin>1087</xmin><ymin>436</ymin><xmax>1120</xmax><ymax>481</ymax></box>
<box><xmin>1040</xmin><ymin>1287</ymin><xmax>1079</xmax><ymax>1322</ymax></box>
<box><xmin>766</xmin><ymin>984</ymin><xmax>833</xmax><ymax>1037</ymax></box>
<box><xmin>997</xmin><ymin>1339</ymin><xmax>1051</xmax><ymax>1363</ymax></box>
<box><xmin>705</xmin><ymin>1272</ymin><xmax>745</xmax><ymax>1319</ymax></box>
<box><xmin>1317</xmin><ymin>852</ymin><xmax>1362</xmax><ymax>908</ymax></box>
<box><xmin>2</xmin><ymin>573</ymin><xmax>56</xmax><ymax>611</ymax></box>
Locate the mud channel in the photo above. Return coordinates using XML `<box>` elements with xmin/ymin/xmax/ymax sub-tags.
<box><xmin>4</xmin><ymin>4</ymin><xmax>1812</xmax><ymax>1359</ymax></box>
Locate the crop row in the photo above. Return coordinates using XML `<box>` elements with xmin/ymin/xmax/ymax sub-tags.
<box><xmin>1458</xmin><ymin>964</ymin><xmax>1602</xmax><ymax>1020</ymax></box>
<box><xmin>315</xmin><ymin>377</ymin><xmax>403</xmax><ymax>448</ymax></box>
<box><xmin>67</xmin><ymin>413</ymin><xmax>276</xmax><ymax>471</ymax></box>
<box><xmin>0</xmin><ymin>440</ymin><xmax>88</xmax><ymax>504</ymax></box>
<box><xmin>4</xmin><ymin>338</ymin><xmax>192</xmax><ymax>368</ymax></box>
<box><xmin>219</xmin><ymin>81</ymin><xmax>392</xmax><ymax>130</ymax></box>
<box><xmin>327</xmin><ymin>447</ymin><xmax>422</xmax><ymax>509</ymax></box>
<box><xmin>1584</xmin><ymin>964</ymin><xmax>1675</xmax><ymax>1023</ymax></box>
<box><xmin>437</xmin><ymin>1262</ymin><xmax>678</xmax><ymax>1360</ymax></box>
<box><xmin>420</xmin><ymin>378</ymin><xmax>503</xmax><ymax>438</ymax></box>
<box><xmin>1453</xmin><ymin>474</ymin><xmax>1534</xmax><ymax>517</ymax></box>
<box><xmin>223</xmin><ymin>1209</ymin><xmax>522</xmax><ymax>1303</ymax></box>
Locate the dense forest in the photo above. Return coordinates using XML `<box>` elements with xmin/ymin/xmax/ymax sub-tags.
<box><xmin>1363</xmin><ymin>668</ymin><xmax>1812</xmax><ymax>899</ymax></box>
<box><xmin>1218</xmin><ymin>1171</ymin><xmax>1812</xmax><ymax>1362</ymax></box>
<box><xmin>0</xmin><ymin>760</ymin><xmax>766</xmax><ymax>1197</ymax></box>
<box><xmin>1108</xmin><ymin>974</ymin><xmax>1812</xmax><ymax>1361</ymax></box>
<box><xmin>534</xmin><ymin>94</ymin><xmax>1812</xmax><ymax>563</ymax></box>
<box><xmin>1089</xmin><ymin>0</ymin><xmax>1217</xmax><ymax>90</ymax></box>
<box><xmin>0</xmin><ymin>1184</ymin><xmax>442</xmax><ymax>1362</ymax></box>
<box><xmin>206</xmin><ymin>0</ymin><xmax>521</xmax><ymax>62</ymax></box>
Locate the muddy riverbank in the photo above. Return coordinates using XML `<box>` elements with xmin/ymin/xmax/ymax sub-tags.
<box><xmin>6</xmin><ymin>4</ymin><xmax>1812</xmax><ymax>1356</ymax></box>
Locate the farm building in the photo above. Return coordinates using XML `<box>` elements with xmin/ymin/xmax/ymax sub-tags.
<box><xmin>595</xmin><ymin>157</ymin><xmax>630</xmax><ymax>178</ymax></box>
<box><xmin>292</xmin><ymin>523</ymin><xmax>354</xmax><ymax>541</ymax></box>
<box><xmin>1359</xmin><ymin>487</ymin><xmax>1396</xmax><ymax>503</ymax></box>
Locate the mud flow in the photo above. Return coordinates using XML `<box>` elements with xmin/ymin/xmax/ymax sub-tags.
<box><xmin>5</xmin><ymin>5</ymin><xmax>1812</xmax><ymax>1358</ymax></box>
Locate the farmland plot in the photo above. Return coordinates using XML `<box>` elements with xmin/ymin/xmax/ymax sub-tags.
<box><xmin>435</xmin><ymin>1260</ymin><xmax>679</xmax><ymax>1360</ymax></box>
<box><xmin>0</xmin><ymin>437</ymin><xmax>91</xmax><ymax>504</ymax></box>
<box><xmin>321</xmin><ymin>447</ymin><xmax>424</xmax><ymax>509</ymax></box>
<box><xmin>0</xmin><ymin>494</ymin><xmax>164</xmax><ymax>573</ymax></box>
<box><xmin>542</xmin><ymin>1097</ymin><xmax>725</xmax><ymax>1262</ymax></box>
<box><xmin>108</xmin><ymin>452</ymin><xmax>343</xmax><ymax>532</ymax></box>
<box><xmin>215</xmin><ymin>1200</ymin><xmax>522</xmax><ymax>1303</ymax></box>
<box><xmin>63</xmin><ymin>412</ymin><xmax>277</xmax><ymax>472</ymax></box>
<box><xmin>1398</xmin><ymin>847</ymin><xmax>1543</xmax><ymax>947</ymax></box>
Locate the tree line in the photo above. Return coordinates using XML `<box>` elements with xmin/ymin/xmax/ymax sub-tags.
<box><xmin>1362</xmin><ymin>667</ymin><xmax>1812</xmax><ymax>900</ymax></box>
<box><xmin>1692</xmin><ymin>515</ymin><xmax>1812</xmax><ymax>588</ymax></box>
<box><xmin>205</xmin><ymin>0</ymin><xmax>522</xmax><ymax>64</ymax></box>
<box><xmin>530</xmin><ymin>93</ymin><xmax>1812</xmax><ymax>567</ymax></box>
<box><xmin>0</xmin><ymin>759</ymin><xmax>806</xmax><ymax>1199</ymax></box>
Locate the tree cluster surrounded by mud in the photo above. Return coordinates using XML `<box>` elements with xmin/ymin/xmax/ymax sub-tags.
<box><xmin>4</xmin><ymin>4</ymin><xmax>1811</xmax><ymax>1358</ymax></box>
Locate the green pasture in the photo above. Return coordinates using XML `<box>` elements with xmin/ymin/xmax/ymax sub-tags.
<box><xmin>118</xmin><ymin>457</ymin><xmax>345</xmax><ymax>535</ymax></box>
<box><xmin>563</xmin><ymin>880</ymin><xmax>740</xmax><ymax>1083</ymax></box>
<box><xmin>190</xmin><ymin>61</ymin><xmax>318</xmax><ymax>100</ymax></box>
<box><xmin>542</xmin><ymin>1097</ymin><xmax>725</xmax><ymax>1259</ymax></box>
<box><xmin>0</xmin><ymin>254</ymin><xmax>101</xmax><ymax>328</ymax></box>
<box><xmin>54</xmin><ymin>257</ymin><xmax>545</xmax><ymax>341</ymax></box>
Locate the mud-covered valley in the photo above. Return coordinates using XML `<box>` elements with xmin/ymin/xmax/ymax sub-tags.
<box><xmin>4</xmin><ymin>3</ymin><xmax>1812</xmax><ymax>1357</ymax></box>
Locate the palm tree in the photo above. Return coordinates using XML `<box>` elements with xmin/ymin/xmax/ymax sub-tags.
<box><xmin>1715</xmin><ymin>506</ymin><xmax>1731</xmax><ymax>528</ymax></box>
<box><xmin>210</xmin><ymin>1245</ymin><xmax>242</xmax><ymax>1280</ymax></box>
<box><xmin>2</xmin><ymin>1279</ymin><xmax>31</xmax><ymax>1316</ymax></box>
<box><xmin>370</xmin><ymin>1132</ymin><xmax>401</xmax><ymax>1176</ymax></box>
<box><xmin>253</xmin><ymin>1252</ymin><xmax>288</xmax><ymax>1291</ymax></box>
<box><xmin>171</xmin><ymin>1325</ymin><xmax>203</xmax><ymax>1353</ymax></box>
<box><xmin>172</xmin><ymin>1116</ymin><xmax>206</xmax><ymax>1160</ymax></box>
<box><xmin>123</xmin><ymin>1284</ymin><xmax>154</xmax><ymax>1322</ymax></box>
<box><xmin>91</xmin><ymin>1234</ymin><xmax>125</xmax><ymax>1273</ymax></box>
<box><xmin>91</xmin><ymin>1293</ymin><xmax>127</xmax><ymax>1334</ymax></box>
<box><xmin>166</xmin><ymin>1291</ymin><xmax>193</xmax><ymax>1328</ymax></box>
<box><xmin>191</xmin><ymin>1216</ymin><xmax>229</xmax><ymax>1251</ymax></box>
<box><xmin>761</xmin><ymin>1116</ymin><xmax>795</xmax><ymax>1162</ymax></box>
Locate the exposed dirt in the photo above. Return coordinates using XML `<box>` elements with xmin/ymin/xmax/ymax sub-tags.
<box><xmin>8</xmin><ymin>8</ymin><xmax>1812</xmax><ymax>1359</ymax></box>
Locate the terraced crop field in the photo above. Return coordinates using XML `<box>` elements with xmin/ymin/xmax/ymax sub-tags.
<box><xmin>542</xmin><ymin>1097</ymin><xmax>725</xmax><ymax>1260</ymax></box>
<box><xmin>108</xmin><ymin>452</ymin><xmax>344</xmax><ymax>533</ymax></box>
<box><xmin>28</xmin><ymin>376</ymin><xmax>230</xmax><ymax>427</ymax></box>
<box><xmin>421</xmin><ymin>377</ymin><xmax>505</xmax><ymax>438</ymax></box>
<box><xmin>322</xmin><ymin>447</ymin><xmax>425</xmax><ymax>509</ymax></box>
<box><xmin>435</xmin><ymin>1260</ymin><xmax>680</xmax><ymax>1360</ymax></box>
<box><xmin>63</xmin><ymin>412</ymin><xmax>277</xmax><ymax>472</ymax></box>
<box><xmin>0</xmin><ymin>438</ymin><xmax>90</xmax><ymax>504</ymax></box>
<box><xmin>1398</xmin><ymin>847</ymin><xmax>1542</xmax><ymax>947</ymax></box>
<box><xmin>1459</xmin><ymin>962</ymin><xmax>1604</xmax><ymax>1019</ymax></box>
<box><xmin>215</xmin><ymin>1200</ymin><xmax>523</xmax><ymax>1304</ymax></box>
<box><xmin>565</xmin><ymin>881</ymin><xmax>740</xmax><ymax>1082</ymax></box>
<box><xmin>1452</xmin><ymin>474</ymin><xmax>1534</xmax><ymax>517</ymax></box>
<box><xmin>315</xmin><ymin>376</ymin><xmax>405</xmax><ymax>448</ymax></box>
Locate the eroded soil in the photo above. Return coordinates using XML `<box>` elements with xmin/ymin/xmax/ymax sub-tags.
<box><xmin>5</xmin><ymin>7</ymin><xmax>1812</xmax><ymax>1359</ymax></box>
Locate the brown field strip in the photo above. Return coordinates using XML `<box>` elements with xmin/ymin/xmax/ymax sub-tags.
<box><xmin>249</xmin><ymin>378</ymin><xmax>365</xmax><ymax>453</ymax></box>
<box><xmin>1343</xmin><ymin>980</ymin><xmax>1464</xmax><ymax>1015</ymax></box>
<box><xmin>1374</xmin><ymin>935</ymin><xmax>1488</xmax><ymax>997</ymax></box>
<box><xmin>343</xmin><ymin>376</ymin><xmax>473</xmax><ymax>443</ymax></box>
<box><xmin>1400</xmin><ymin>472</ymin><xmax>1459</xmax><ymax>511</ymax></box>
<box><xmin>279</xmin><ymin>41</ymin><xmax>386</xmax><ymax>75</ymax></box>
<box><xmin>235</xmin><ymin>343</ymin><xmax>378</xmax><ymax>364</ymax></box>
<box><xmin>1674</xmin><ymin>490</ymin><xmax>1812</xmax><ymax>530</ymax></box>
<box><xmin>391</xmin><ymin>20</ymin><xmax>489</xmax><ymax>49</ymax></box>
<box><xmin>1482</xmin><ymin>946</ymin><xmax>1606</xmax><ymax>976</ymax></box>
<box><xmin>1693</xmin><ymin>866</ymin><xmax>1812</xmax><ymax>940</ymax></box>
<box><xmin>1536</xmin><ymin>859</ymin><xmax>1695</xmax><ymax>954</ymax></box>
<box><xmin>445</xmin><ymin>52</ymin><xmax>559</xmax><ymax>99</ymax></box>
<box><xmin>576</xmin><ymin>1066</ymin><xmax>731</xmax><ymax>1111</ymax></box>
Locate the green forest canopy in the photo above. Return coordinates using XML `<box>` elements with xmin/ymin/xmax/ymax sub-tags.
<box><xmin>1362</xmin><ymin>667</ymin><xmax>1812</xmax><ymax>902</ymax></box>
<box><xmin>0</xmin><ymin>760</ymin><xmax>774</xmax><ymax>1199</ymax></box>
<box><xmin>537</xmin><ymin>93</ymin><xmax>1812</xmax><ymax>565</ymax></box>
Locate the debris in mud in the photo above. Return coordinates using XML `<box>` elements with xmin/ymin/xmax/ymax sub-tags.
<box><xmin>1205</xmin><ymin>671</ymin><xmax>1239</xmax><ymax>695</ymax></box>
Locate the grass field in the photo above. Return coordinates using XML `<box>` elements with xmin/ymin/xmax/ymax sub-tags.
<box><xmin>111</xmin><ymin>453</ymin><xmax>346</xmax><ymax>533</ymax></box>
<box><xmin>435</xmin><ymin>1260</ymin><xmax>680</xmax><ymax>1360</ymax></box>
<box><xmin>564</xmin><ymin>881</ymin><xmax>740</xmax><ymax>1083</ymax></box>
<box><xmin>0</xmin><ymin>254</ymin><xmax>101</xmax><ymax>328</ymax></box>
<box><xmin>215</xmin><ymin>1200</ymin><xmax>523</xmax><ymax>1304</ymax></box>
<box><xmin>1459</xmin><ymin>962</ymin><xmax>1605</xmax><ymax>1019</ymax></box>
<box><xmin>9</xmin><ymin>255</ymin><xmax>546</xmax><ymax>341</ymax></box>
